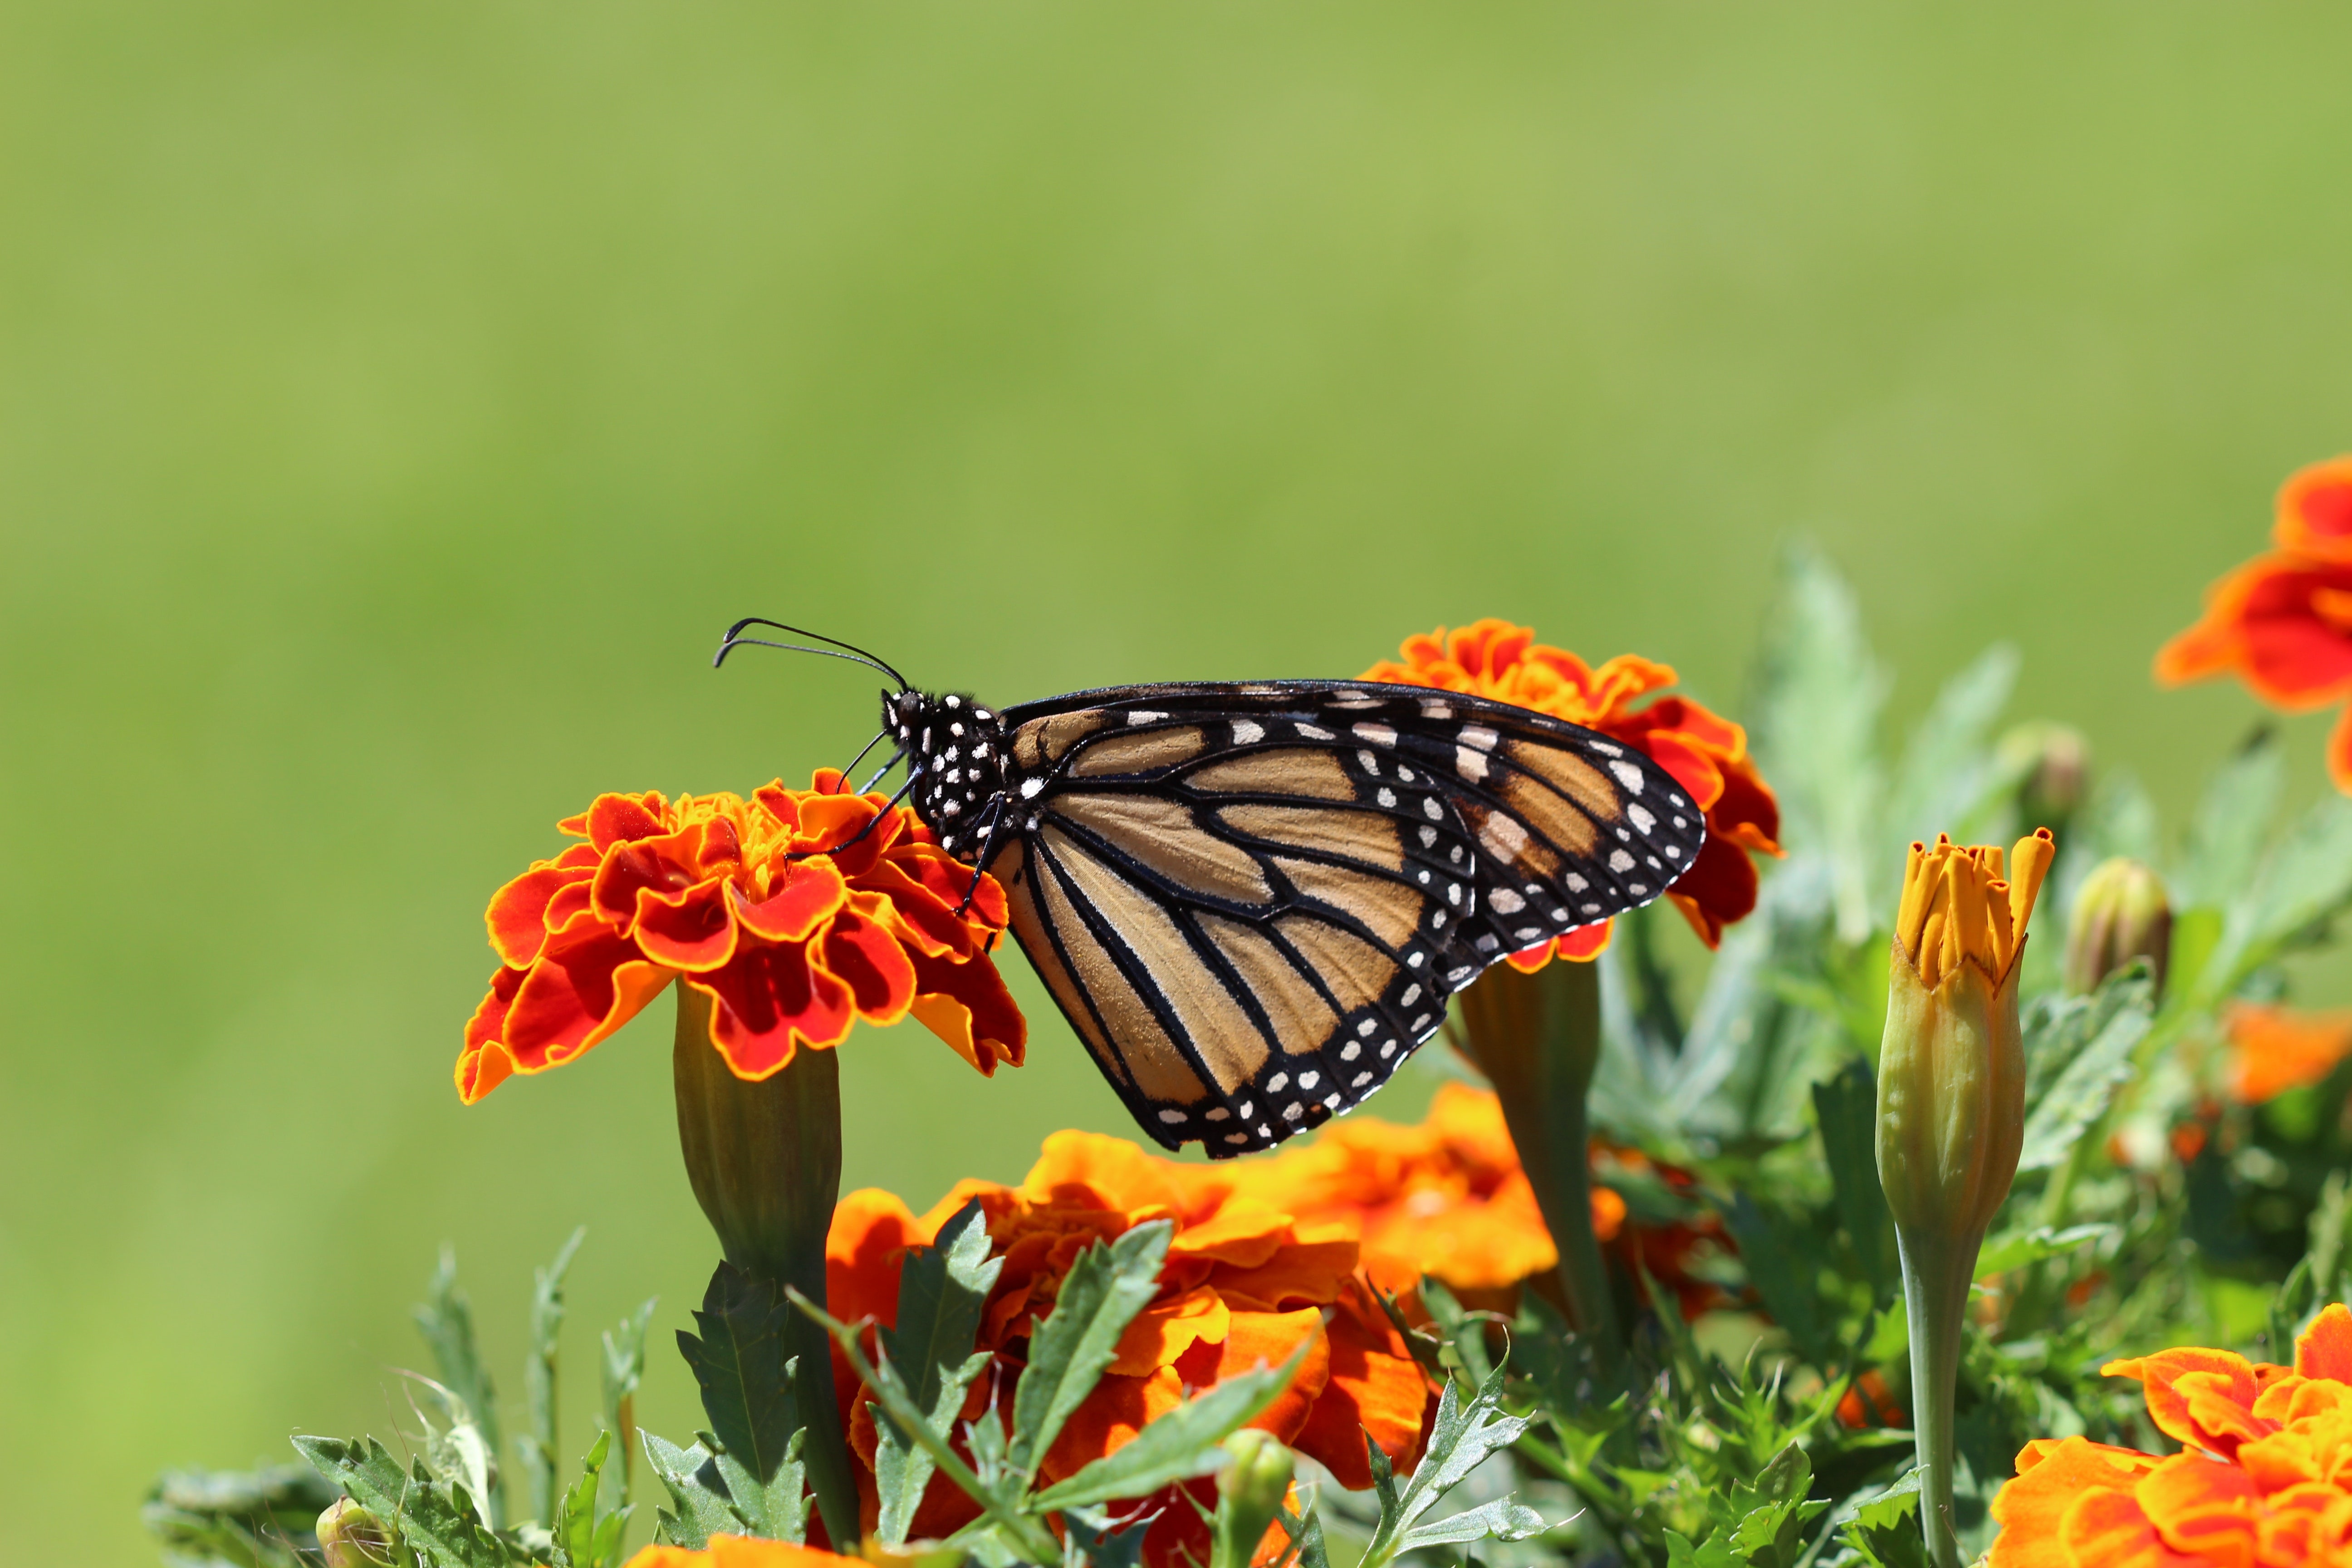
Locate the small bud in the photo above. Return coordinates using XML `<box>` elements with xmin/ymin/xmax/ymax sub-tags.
<box><xmin>1210</xmin><ymin>1430</ymin><xmax>1296</xmax><ymax>1568</ymax></box>
<box><xmin>316</xmin><ymin>1497</ymin><xmax>398</xmax><ymax>1568</ymax></box>
<box><xmin>2063</xmin><ymin>857</ymin><xmax>2172</xmax><ymax>996</ymax></box>
<box><xmin>1999</xmin><ymin>722</ymin><xmax>2090</xmax><ymax>830</ymax></box>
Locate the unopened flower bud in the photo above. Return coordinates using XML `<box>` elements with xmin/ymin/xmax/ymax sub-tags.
<box><xmin>2063</xmin><ymin>857</ymin><xmax>2172</xmax><ymax>996</ymax></box>
<box><xmin>1999</xmin><ymin>723</ymin><xmax>2090</xmax><ymax>832</ymax></box>
<box><xmin>1877</xmin><ymin>828</ymin><xmax>2053</xmax><ymax>1568</ymax></box>
<box><xmin>1211</xmin><ymin>1430</ymin><xmax>1296</xmax><ymax>1568</ymax></box>
<box><xmin>316</xmin><ymin>1497</ymin><xmax>398</xmax><ymax>1568</ymax></box>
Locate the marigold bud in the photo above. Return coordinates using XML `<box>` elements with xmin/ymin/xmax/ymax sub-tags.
<box><xmin>1210</xmin><ymin>1431</ymin><xmax>1296</xmax><ymax>1568</ymax></box>
<box><xmin>1876</xmin><ymin>828</ymin><xmax>2053</xmax><ymax>1568</ymax></box>
<box><xmin>316</xmin><ymin>1497</ymin><xmax>397</xmax><ymax>1568</ymax></box>
<box><xmin>1999</xmin><ymin>722</ymin><xmax>2090</xmax><ymax>830</ymax></box>
<box><xmin>2063</xmin><ymin>857</ymin><xmax>2172</xmax><ymax>997</ymax></box>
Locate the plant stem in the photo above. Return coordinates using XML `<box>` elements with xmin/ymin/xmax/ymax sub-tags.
<box><xmin>672</xmin><ymin>984</ymin><xmax>862</xmax><ymax>1550</ymax></box>
<box><xmin>1895</xmin><ymin>1225</ymin><xmax>1978</xmax><ymax>1568</ymax></box>
<box><xmin>1456</xmin><ymin>958</ymin><xmax>1619</xmax><ymax>1356</ymax></box>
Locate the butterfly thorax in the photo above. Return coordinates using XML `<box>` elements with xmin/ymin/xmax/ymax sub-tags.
<box><xmin>886</xmin><ymin>689</ymin><xmax>1009</xmax><ymax>861</ymax></box>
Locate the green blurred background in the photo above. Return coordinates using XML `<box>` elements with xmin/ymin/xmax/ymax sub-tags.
<box><xmin>5</xmin><ymin>3</ymin><xmax>2352</xmax><ymax>1559</ymax></box>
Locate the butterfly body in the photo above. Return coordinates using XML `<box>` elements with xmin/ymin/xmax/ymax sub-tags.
<box><xmin>884</xmin><ymin>679</ymin><xmax>1706</xmax><ymax>1157</ymax></box>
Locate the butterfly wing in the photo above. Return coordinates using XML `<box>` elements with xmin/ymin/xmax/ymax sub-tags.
<box><xmin>984</xmin><ymin>681</ymin><xmax>1705</xmax><ymax>1155</ymax></box>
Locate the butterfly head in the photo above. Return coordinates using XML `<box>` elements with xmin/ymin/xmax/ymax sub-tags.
<box><xmin>886</xmin><ymin>689</ymin><xmax>1009</xmax><ymax>860</ymax></box>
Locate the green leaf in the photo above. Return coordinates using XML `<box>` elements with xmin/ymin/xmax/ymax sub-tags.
<box><xmin>1886</xmin><ymin>643</ymin><xmax>2020</xmax><ymax>853</ymax></box>
<box><xmin>1358</xmin><ymin>1363</ymin><xmax>1537</xmax><ymax>1568</ymax></box>
<box><xmin>1720</xmin><ymin>1194</ymin><xmax>1833</xmax><ymax>1364</ymax></box>
<box><xmin>641</xmin><ymin>1433</ymin><xmax>740</xmax><ymax>1551</ymax></box>
<box><xmin>144</xmin><ymin>1464</ymin><xmax>339</xmax><ymax>1568</ymax></box>
<box><xmin>2176</xmin><ymin>727</ymin><xmax>2283</xmax><ymax>912</ymax></box>
<box><xmin>711</xmin><ymin>1428</ymin><xmax>810</xmax><ymax>1544</ymax></box>
<box><xmin>600</xmin><ymin>1297</ymin><xmax>657</xmax><ymax>1512</ymax></box>
<box><xmin>1840</xmin><ymin>1467</ymin><xmax>1929</xmax><ymax>1568</ymax></box>
<box><xmin>1396</xmin><ymin>1496</ymin><xmax>1547</xmax><ymax>1552</ymax></box>
<box><xmin>1062</xmin><ymin>1507</ymin><xmax>1158</xmax><ymax>1568</ymax></box>
<box><xmin>2199</xmin><ymin>793</ymin><xmax>2352</xmax><ymax>1006</ymax></box>
<box><xmin>294</xmin><ymin>1434</ymin><xmax>520</xmax><ymax>1568</ymax></box>
<box><xmin>1008</xmin><ymin>1220</ymin><xmax>1171</xmax><ymax>1476</ymax></box>
<box><xmin>1276</xmin><ymin>1499</ymin><xmax>1332</xmax><ymax>1568</ymax></box>
<box><xmin>401</xmin><ymin>1371</ymin><xmax>499</xmax><ymax>1525</ymax></box>
<box><xmin>1813</xmin><ymin>1057</ymin><xmax>1894</xmax><ymax>1299</ymax></box>
<box><xmin>553</xmin><ymin>1429</ymin><xmax>624</xmax><ymax>1568</ymax></box>
<box><xmin>521</xmin><ymin>1227</ymin><xmax>586</xmax><ymax>1526</ymax></box>
<box><xmin>1974</xmin><ymin>1223</ymin><xmax>2115</xmax><ymax>1279</ymax></box>
<box><xmin>2016</xmin><ymin>976</ymin><xmax>2153</xmax><ymax>1171</ymax></box>
<box><xmin>1030</xmin><ymin>1336</ymin><xmax>1312</xmax><ymax>1510</ymax></box>
<box><xmin>876</xmin><ymin>1200</ymin><xmax>1003</xmax><ymax>1544</ymax></box>
<box><xmin>677</xmin><ymin>1261</ymin><xmax>801</xmax><ymax>1486</ymax></box>
<box><xmin>415</xmin><ymin>1245</ymin><xmax>507</xmax><ymax>1527</ymax></box>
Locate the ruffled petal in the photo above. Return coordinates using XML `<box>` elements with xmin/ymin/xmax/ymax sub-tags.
<box><xmin>1989</xmin><ymin>1436</ymin><xmax>2163</xmax><ymax>1568</ymax></box>
<box><xmin>2300</xmin><ymin>1302</ymin><xmax>2352</xmax><ymax>1382</ymax></box>
<box><xmin>826</xmin><ymin>1188</ymin><xmax>926</xmax><ymax>1330</ymax></box>
<box><xmin>457</xmin><ymin>965</ymin><xmax>527</xmax><ymax>1102</ymax></box>
<box><xmin>817</xmin><ymin>902</ymin><xmax>920</xmax><ymax>1024</ymax></box>
<box><xmin>502</xmin><ymin>935</ymin><xmax>677</xmax><ymax>1070</ymax></box>
<box><xmin>2059</xmin><ymin>1486</ymin><xmax>2202</xmax><ymax>1568</ymax></box>
<box><xmin>696</xmin><ymin>944</ymin><xmax>856</xmax><ymax>1078</ymax></box>
<box><xmin>633</xmin><ymin>877</ymin><xmax>740</xmax><ymax>971</ymax></box>
<box><xmin>486</xmin><ymin>863</ymin><xmax>595</xmax><ymax>967</ymax></box>
<box><xmin>2274</xmin><ymin>456</ymin><xmax>2352</xmax><ymax>561</ymax></box>
<box><xmin>735</xmin><ymin>858</ymin><xmax>849</xmax><ymax>944</ymax></box>
<box><xmin>2106</xmin><ymin>1347</ymin><xmax>2267</xmax><ymax>1456</ymax></box>
<box><xmin>1110</xmin><ymin>1286</ymin><xmax>1230</xmax><ymax>1376</ymax></box>
<box><xmin>906</xmin><ymin>948</ymin><xmax>1028</xmax><ymax>1076</ymax></box>
<box><xmin>1292</xmin><ymin>1283</ymin><xmax>1435</xmax><ymax>1488</ymax></box>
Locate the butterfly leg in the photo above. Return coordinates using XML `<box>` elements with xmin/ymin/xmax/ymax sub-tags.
<box><xmin>856</xmin><ymin>745</ymin><xmax>907</xmax><ymax>795</ymax></box>
<box><xmin>784</xmin><ymin>769</ymin><xmax>921</xmax><ymax>862</ymax></box>
<box><xmin>954</xmin><ymin>797</ymin><xmax>1013</xmax><ymax>915</ymax></box>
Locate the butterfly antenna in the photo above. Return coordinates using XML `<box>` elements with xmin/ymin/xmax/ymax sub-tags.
<box><xmin>713</xmin><ymin>617</ymin><xmax>911</xmax><ymax>691</ymax></box>
<box><xmin>839</xmin><ymin>727</ymin><xmax>890</xmax><ymax>783</ymax></box>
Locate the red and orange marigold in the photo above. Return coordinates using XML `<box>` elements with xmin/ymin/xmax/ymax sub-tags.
<box><xmin>825</xmin><ymin>1132</ymin><xmax>1436</xmax><ymax>1568</ymax></box>
<box><xmin>2158</xmin><ymin>456</ymin><xmax>2352</xmax><ymax>793</ymax></box>
<box><xmin>460</xmin><ymin>769</ymin><xmax>1024</xmax><ymax>1101</ymax></box>
<box><xmin>2225</xmin><ymin>1001</ymin><xmax>2352</xmax><ymax>1107</ymax></box>
<box><xmin>1989</xmin><ymin>1303</ymin><xmax>2352</xmax><ymax>1568</ymax></box>
<box><xmin>1361</xmin><ymin>620</ymin><xmax>1783</xmax><ymax>960</ymax></box>
<box><xmin>623</xmin><ymin>1540</ymin><xmax>862</xmax><ymax>1568</ymax></box>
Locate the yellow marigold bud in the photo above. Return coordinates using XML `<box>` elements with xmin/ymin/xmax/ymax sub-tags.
<box><xmin>315</xmin><ymin>1497</ymin><xmax>397</xmax><ymax>1568</ymax></box>
<box><xmin>1877</xmin><ymin>827</ymin><xmax>2053</xmax><ymax>1568</ymax></box>
<box><xmin>2063</xmin><ymin>856</ymin><xmax>2172</xmax><ymax>997</ymax></box>
<box><xmin>1210</xmin><ymin>1430</ymin><xmax>1296</xmax><ymax>1568</ymax></box>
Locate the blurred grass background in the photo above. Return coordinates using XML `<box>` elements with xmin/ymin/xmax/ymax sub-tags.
<box><xmin>5</xmin><ymin>3</ymin><xmax>2352</xmax><ymax>1559</ymax></box>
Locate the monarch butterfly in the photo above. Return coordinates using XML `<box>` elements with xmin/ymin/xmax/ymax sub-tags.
<box><xmin>719</xmin><ymin>619</ymin><xmax>1705</xmax><ymax>1157</ymax></box>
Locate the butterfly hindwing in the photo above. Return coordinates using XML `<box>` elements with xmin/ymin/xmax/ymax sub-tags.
<box><xmin>973</xmin><ymin>681</ymin><xmax>1706</xmax><ymax>1156</ymax></box>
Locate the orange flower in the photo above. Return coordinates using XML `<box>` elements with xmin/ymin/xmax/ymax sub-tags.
<box><xmin>2225</xmin><ymin>1002</ymin><xmax>2352</xmax><ymax>1105</ymax></box>
<box><xmin>825</xmin><ymin>1132</ymin><xmax>1436</xmax><ymax>1568</ymax></box>
<box><xmin>1223</xmin><ymin>1084</ymin><xmax>1568</xmax><ymax>1301</ymax></box>
<box><xmin>2157</xmin><ymin>457</ymin><xmax>2352</xmax><ymax>792</ymax></box>
<box><xmin>1989</xmin><ymin>1303</ymin><xmax>2352</xmax><ymax>1568</ymax></box>
<box><xmin>459</xmin><ymin>770</ymin><xmax>1024</xmax><ymax>1101</ymax></box>
<box><xmin>624</xmin><ymin>1539</ymin><xmax>861</xmax><ymax>1568</ymax></box>
<box><xmin>1361</xmin><ymin>620</ymin><xmax>1782</xmax><ymax>957</ymax></box>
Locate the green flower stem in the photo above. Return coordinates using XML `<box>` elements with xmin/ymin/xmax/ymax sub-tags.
<box><xmin>672</xmin><ymin>983</ymin><xmax>862</xmax><ymax>1550</ymax></box>
<box><xmin>1456</xmin><ymin>958</ymin><xmax>1618</xmax><ymax>1355</ymax></box>
<box><xmin>1894</xmin><ymin>1225</ymin><xmax>1978</xmax><ymax>1568</ymax></box>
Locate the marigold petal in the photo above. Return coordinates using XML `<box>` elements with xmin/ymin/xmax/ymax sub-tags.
<box><xmin>1109</xmin><ymin>1286</ymin><xmax>1230</xmax><ymax>1376</ymax></box>
<box><xmin>1558</xmin><ymin>922</ymin><xmax>1613</xmax><ymax>963</ymax></box>
<box><xmin>633</xmin><ymin>878</ymin><xmax>741</xmax><ymax>971</ymax></box>
<box><xmin>2132</xmin><ymin>1450</ymin><xmax>2262</xmax><ymax>1563</ymax></box>
<box><xmin>1209</xmin><ymin>1238</ymin><xmax>1362</xmax><ymax>1311</ymax></box>
<box><xmin>1198</xmin><ymin>1308</ymin><xmax>1330</xmax><ymax>1442</ymax></box>
<box><xmin>906</xmin><ymin>948</ymin><xmax>1028</xmax><ymax>1076</ymax></box>
<box><xmin>2298</xmin><ymin>1303</ymin><xmax>2352</xmax><ymax>1382</ymax></box>
<box><xmin>1293</xmin><ymin>1285</ymin><xmax>1434</xmax><ymax>1489</ymax></box>
<box><xmin>694</xmin><ymin>945</ymin><xmax>854</xmax><ymax>1078</ymax></box>
<box><xmin>735</xmin><ymin>858</ymin><xmax>849</xmax><ymax>944</ymax></box>
<box><xmin>1990</xmin><ymin>1436</ymin><xmax>2163</xmax><ymax>1568</ymax></box>
<box><xmin>457</xmin><ymin>965</ymin><xmax>527</xmax><ymax>1102</ymax></box>
<box><xmin>2107</xmin><ymin>1347</ymin><xmax>2266</xmax><ymax>1456</ymax></box>
<box><xmin>2275</xmin><ymin>456</ymin><xmax>2352</xmax><ymax>561</ymax></box>
<box><xmin>2060</xmin><ymin>1487</ymin><xmax>2203</xmax><ymax>1568</ymax></box>
<box><xmin>501</xmin><ymin>936</ymin><xmax>677</xmax><ymax>1069</ymax></box>
<box><xmin>1591</xmin><ymin>1182</ymin><xmax>1627</xmax><ymax>1245</ymax></box>
<box><xmin>584</xmin><ymin>791</ymin><xmax>669</xmax><ymax>852</ymax></box>
<box><xmin>2227</xmin><ymin>1003</ymin><xmax>2352</xmax><ymax>1105</ymax></box>
<box><xmin>486</xmin><ymin>863</ymin><xmax>594</xmax><ymax>967</ymax></box>
<box><xmin>1666</xmin><ymin>831</ymin><xmax>1761</xmax><ymax>950</ymax></box>
<box><xmin>1023</xmin><ymin>1131</ymin><xmax>1188</xmax><ymax>1215</ymax></box>
<box><xmin>1037</xmin><ymin>1367</ymin><xmax>1184</xmax><ymax>1485</ymax></box>
<box><xmin>826</xmin><ymin>1189</ymin><xmax>924</xmax><ymax>1330</ymax></box>
<box><xmin>816</xmin><ymin>905</ymin><xmax>920</xmax><ymax>1025</ymax></box>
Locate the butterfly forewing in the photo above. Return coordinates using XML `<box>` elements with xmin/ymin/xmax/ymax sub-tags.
<box><xmin>970</xmin><ymin>680</ymin><xmax>1705</xmax><ymax>1156</ymax></box>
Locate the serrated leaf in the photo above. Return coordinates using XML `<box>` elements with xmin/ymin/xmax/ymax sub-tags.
<box><xmin>1813</xmin><ymin>1058</ymin><xmax>1894</xmax><ymax>1298</ymax></box>
<box><xmin>1031</xmin><ymin>1336</ymin><xmax>1312</xmax><ymax>1510</ymax></box>
<box><xmin>1359</xmin><ymin>1362</ymin><xmax>1532</xmax><ymax>1568</ymax></box>
<box><xmin>600</xmin><ymin>1296</ymin><xmax>657</xmax><ymax>1514</ymax></box>
<box><xmin>2017</xmin><ymin>979</ymin><xmax>2153</xmax><ymax>1171</ymax></box>
<box><xmin>1396</xmin><ymin>1496</ymin><xmax>1547</xmax><ymax>1551</ymax></box>
<box><xmin>641</xmin><ymin>1432</ymin><xmax>740</xmax><ymax>1551</ymax></box>
<box><xmin>712</xmin><ymin>1428</ymin><xmax>809</xmax><ymax>1544</ymax></box>
<box><xmin>553</xmin><ymin>1429</ymin><xmax>608</xmax><ymax>1568</ymax></box>
<box><xmin>1009</xmin><ymin>1221</ymin><xmax>1171</xmax><ymax>1476</ymax></box>
<box><xmin>1062</xmin><ymin>1506</ymin><xmax>1157</xmax><ymax>1568</ymax></box>
<box><xmin>1277</xmin><ymin>1500</ymin><xmax>1331</xmax><ymax>1568</ymax></box>
<box><xmin>415</xmin><ymin>1246</ymin><xmax>506</xmax><ymax>1527</ymax></box>
<box><xmin>294</xmin><ymin>1435</ymin><xmax>519</xmax><ymax>1568</ymax></box>
<box><xmin>403</xmin><ymin>1372</ymin><xmax>498</xmax><ymax>1526</ymax></box>
<box><xmin>877</xmin><ymin>1200</ymin><xmax>1003</xmax><ymax>1544</ymax></box>
<box><xmin>678</xmin><ymin>1262</ymin><xmax>800</xmax><ymax>1486</ymax></box>
<box><xmin>520</xmin><ymin>1227</ymin><xmax>585</xmax><ymax>1526</ymax></box>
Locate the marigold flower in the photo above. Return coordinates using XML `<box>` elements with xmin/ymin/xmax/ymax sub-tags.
<box><xmin>2157</xmin><ymin>456</ymin><xmax>2352</xmax><ymax>792</ymax></box>
<box><xmin>623</xmin><ymin>1539</ymin><xmax>864</xmax><ymax>1568</ymax></box>
<box><xmin>459</xmin><ymin>770</ymin><xmax>1024</xmax><ymax>1101</ymax></box>
<box><xmin>1989</xmin><ymin>1304</ymin><xmax>2352</xmax><ymax>1568</ymax></box>
<box><xmin>824</xmin><ymin>1132</ymin><xmax>1436</xmax><ymax>1568</ymax></box>
<box><xmin>1360</xmin><ymin>619</ymin><xmax>1782</xmax><ymax>957</ymax></box>
<box><xmin>2225</xmin><ymin>1002</ymin><xmax>2352</xmax><ymax>1105</ymax></box>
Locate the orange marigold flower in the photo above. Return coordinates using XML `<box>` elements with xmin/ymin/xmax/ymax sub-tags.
<box><xmin>459</xmin><ymin>769</ymin><xmax>1024</xmax><ymax>1101</ymax></box>
<box><xmin>1361</xmin><ymin>619</ymin><xmax>1783</xmax><ymax>956</ymax></box>
<box><xmin>2157</xmin><ymin>457</ymin><xmax>2352</xmax><ymax>793</ymax></box>
<box><xmin>1989</xmin><ymin>1304</ymin><xmax>2352</xmax><ymax>1568</ymax></box>
<box><xmin>1222</xmin><ymin>1083</ymin><xmax>1564</xmax><ymax>1300</ymax></box>
<box><xmin>623</xmin><ymin>1539</ymin><xmax>862</xmax><ymax>1568</ymax></box>
<box><xmin>825</xmin><ymin>1132</ymin><xmax>1436</xmax><ymax>1568</ymax></box>
<box><xmin>2225</xmin><ymin>1002</ymin><xmax>2352</xmax><ymax>1105</ymax></box>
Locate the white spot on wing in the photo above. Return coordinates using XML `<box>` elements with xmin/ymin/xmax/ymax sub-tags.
<box><xmin>1157</xmin><ymin>1109</ymin><xmax>1186</xmax><ymax>1124</ymax></box>
<box><xmin>1353</xmin><ymin>722</ymin><xmax>1397</xmax><ymax>747</ymax></box>
<box><xmin>1460</xmin><ymin>725</ymin><xmax>1499</xmax><ymax>751</ymax></box>
<box><xmin>1455</xmin><ymin>746</ymin><xmax>1489</xmax><ymax>783</ymax></box>
<box><xmin>1233</xmin><ymin>720</ymin><xmax>1264</xmax><ymax>745</ymax></box>
<box><xmin>1267</xmin><ymin>1072</ymin><xmax>1289</xmax><ymax>1093</ymax></box>
<box><xmin>1351</xmin><ymin>1072</ymin><xmax>1373</xmax><ymax>1088</ymax></box>
<box><xmin>1129</xmin><ymin>710</ymin><xmax>1168</xmax><ymax>725</ymax></box>
<box><xmin>1490</xmin><ymin>888</ymin><xmax>1525</xmax><ymax>914</ymax></box>
<box><xmin>1419</xmin><ymin>824</ymin><xmax>1439</xmax><ymax>848</ymax></box>
<box><xmin>1378</xmin><ymin>788</ymin><xmax>1397</xmax><ymax>808</ymax></box>
<box><xmin>1299</xmin><ymin>1072</ymin><xmax>1320</xmax><ymax>1089</ymax></box>
<box><xmin>1566</xmin><ymin>873</ymin><xmax>1588</xmax><ymax>891</ymax></box>
<box><xmin>1019</xmin><ymin>778</ymin><xmax>1045</xmax><ymax>799</ymax></box>
<box><xmin>1420</xmin><ymin>700</ymin><xmax>1454</xmax><ymax>720</ymax></box>
<box><xmin>1608</xmin><ymin>759</ymin><xmax>1645</xmax><ymax>792</ymax></box>
<box><xmin>1627</xmin><ymin>803</ymin><xmax>1656</xmax><ymax>834</ymax></box>
<box><xmin>1609</xmin><ymin>849</ymin><xmax>1636</xmax><ymax>872</ymax></box>
<box><xmin>1341</xmin><ymin>1041</ymin><xmax>1360</xmax><ymax>1061</ymax></box>
<box><xmin>1295</xmin><ymin>722</ymin><xmax>1336</xmax><ymax>740</ymax></box>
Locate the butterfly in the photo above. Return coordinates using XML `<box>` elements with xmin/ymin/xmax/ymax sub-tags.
<box><xmin>718</xmin><ymin>619</ymin><xmax>1706</xmax><ymax>1157</ymax></box>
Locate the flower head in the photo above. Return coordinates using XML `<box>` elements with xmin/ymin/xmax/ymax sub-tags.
<box><xmin>825</xmin><ymin>1132</ymin><xmax>1436</xmax><ymax>1568</ymax></box>
<box><xmin>623</xmin><ymin>1539</ymin><xmax>864</xmax><ymax>1568</ymax></box>
<box><xmin>1989</xmin><ymin>1304</ymin><xmax>2352</xmax><ymax>1568</ymax></box>
<box><xmin>1878</xmin><ymin>830</ymin><xmax>2054</xmax><ymax>1241</ymax></box>
<box><xmin>2157</xmin><ymin>456</ymin><xmax>2352</xmax><ymax>792</ymax></box>
<box><xmin>1360</xmin><ymin>619</ymin><xmax>1781</xmax><ymax>959</ymax></box>
<box><xmin>2226</xmin><ymin>1002</ymin><xmax>2352</xmax><ymax>1105</ymax></box>
<box><xmin>460</xmin><ymin>770</ymin><xmax>1024</xmax><ymax>1101</ymax></box>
